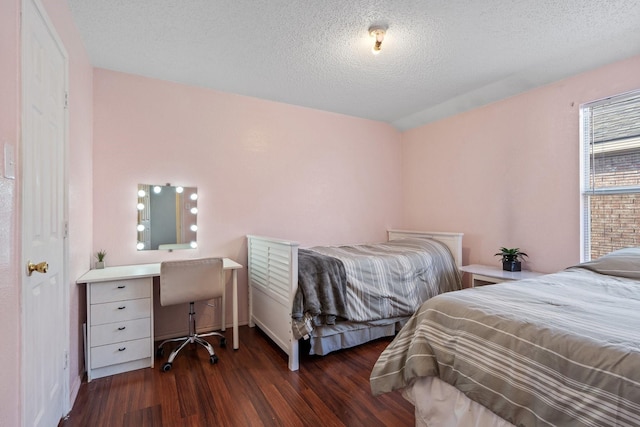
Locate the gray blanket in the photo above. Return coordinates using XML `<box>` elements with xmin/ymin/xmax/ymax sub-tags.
<box><xmin>292</xmin><ymin>249</ymin><xmax>348</xmax><ymax>325</ymax></box>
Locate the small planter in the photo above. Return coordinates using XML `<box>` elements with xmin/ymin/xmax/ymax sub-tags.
<box><xmin>502</xmin><ymin>260</ymin><xmax>521</xmax><ymax>272</ymax></box>
<box><xmin>495</xmin><ymin>247</ymin><xmax>528</xmax><ymax>272</ymax></box>
<box><xmin>95</xmin><ymin>250</ymin><xmax>107</xmax><ymax>270</ymax></box>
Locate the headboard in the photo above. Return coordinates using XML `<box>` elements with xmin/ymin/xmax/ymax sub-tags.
<box><xmin>387</xmin><ymin>229</ymin><xmax>464</xmax><ymax>268</ymax></box>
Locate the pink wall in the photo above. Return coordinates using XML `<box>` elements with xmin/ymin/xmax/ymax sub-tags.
<box><xmin>0</xmin><ymin>0</ymin><xmax>93</xmax><ymax>425</ymax></box>
<box><xmin>92</xmin><ymin>69</ymin><xmax>403</xmax><ymax>327</ymax></box>
<box><xmin>402</xmin><ymin>55</ymin><xmax>640</xmax><ymax>273</ymax></box>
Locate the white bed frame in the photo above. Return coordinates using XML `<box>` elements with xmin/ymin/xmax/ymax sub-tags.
<box><xmin>246</xmin><ymin>230</ymin><xmax>463</xmax><ymax>371</ymax></box>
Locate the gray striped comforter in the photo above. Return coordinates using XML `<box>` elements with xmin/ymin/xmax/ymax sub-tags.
<box><xmin>310</xmin><ymin>237</ymin><xmax>461</xmax><ymax>322</ymax></box>
<box><xmin>370</xmin><ymin>257</ymin><xmax>640</xmax><ymax>426</ymax></box>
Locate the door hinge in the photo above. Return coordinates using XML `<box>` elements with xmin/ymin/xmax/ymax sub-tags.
<box><xmin>64</xmin><ymin>92</ymin><xmax>69</xmax><ymax>109</ymax></box>
<box><xmin>63</xmin><ymin>350</ymin><xmax>69</xmax><ymax>370</ymax></box>
<box><xmin>64</xmin><ymin>221</ymin><xmax>69</xmax><ymax>238</ymax></box>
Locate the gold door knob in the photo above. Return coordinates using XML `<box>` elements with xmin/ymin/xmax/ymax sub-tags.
<box><xmin>27</xmin><ymin>261</ymin><xmax>48</xmax><ymax>276</ymax></box>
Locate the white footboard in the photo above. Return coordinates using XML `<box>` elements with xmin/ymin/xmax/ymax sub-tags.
<box><xmin>247</xmin><ymin>235</ymin><xmax>300</xmax><ymax>371</ymax></box>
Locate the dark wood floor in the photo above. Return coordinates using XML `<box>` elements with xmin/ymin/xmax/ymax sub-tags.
<box><xmin>62</xmin><ymin>326</ymin><xmax>414</xmax><ymax>427</ymax></box>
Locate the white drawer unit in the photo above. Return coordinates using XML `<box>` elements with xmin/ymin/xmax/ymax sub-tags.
<box><xmin>91</xmin><ymin>318</ymin><xmax>152</xmax><ymax>347</ymax></box>
<box><xmin>85</xmin><ymin>277</ymin><xmax>154</xmax><ymax>381</ymax></box>
<box><xmin>90</xmin><ymin>298</ymin><xmax>151</xmax><ymax>326</ymax></box>
<box><xmin>90</xmin><ymin>278</ymin><xmax>151</xmax><ymax>303</ymax></box>
<box><xmin>90</xmin><ymin>337</ymin><xmax>152</xmax><ymax>369</ymax></box>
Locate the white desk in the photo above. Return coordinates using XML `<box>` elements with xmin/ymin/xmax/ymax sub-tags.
<box><xmin>77</xmin><ymin>258</ymin><xmax>242</xmax><ymax>381</ymax></box>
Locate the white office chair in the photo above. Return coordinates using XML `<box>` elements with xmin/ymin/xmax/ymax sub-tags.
<box><xmin>156</xmin><ymin>257</ymin><xmax>226</xmax><ymax>371</ymax></box>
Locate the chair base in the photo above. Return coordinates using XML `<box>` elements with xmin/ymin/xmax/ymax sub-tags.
<box><xmin>156</xmin><ymin>302</ymin><xmax>225</xmax><ymax>371</ymax></box>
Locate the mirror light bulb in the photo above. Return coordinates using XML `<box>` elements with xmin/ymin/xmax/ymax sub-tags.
<box><xmin>190</xmin><ymin>207</ymin><xmax>198</xmax><ymax>214</ymax></box>
<box><xmin>137</xmin><ymin>224</ymin><xmax>145</xmax><ymax>232</ymax></box>
<box><xmin>176</xmin><ymin>186</ymin><xmax>184</xmax><ymax>193</ymax></box>
<box><xmin>138</xmin><ymin>189</ymin><xmax>146</xmax><ymax>197</ymax></box>
<box><xmin>136</xmin><ymin>242</ymin><xmax>145</xmax><ymax>250</ymax></box>
<box><xmin>190</xmin><ymin>224</ymin><xmax>198</xmax><ymax>232</ymax></box>
<box><xmin>190</xmin><ymin>241</ymin><xmax>198</xmax><ymax>249</ymax></box>
<box><xmin>190</xmin><ymin>193</ymin><xmax>198</xmax><ymax>200</ymax></box>
<box><xmin>137</xmin><ymin>203</ymin><xmax>145</xmax><ymax>211</ymax></box>
<box><xmin>153</xmin><ymin>186</ymin><xmax>162</xmax><ymax>194</ymax></box>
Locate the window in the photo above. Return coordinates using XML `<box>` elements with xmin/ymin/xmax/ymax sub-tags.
<box><xmin>581</xmin><ymin>91</ymin><xmax>640</xmax><ymax>261</ymax></box>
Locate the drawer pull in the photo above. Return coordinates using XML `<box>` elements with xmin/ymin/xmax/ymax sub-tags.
<box><xmin>118</xmin><ymin>326</ymin><xmax>126</xmax><ymax>330</ymax></box>
<box><xmin>118</xmin><ymin>306</ymin><xmax>126</xmax><ymax>310</ymax></box>
<box><xmin>118</xmin><ymin>347</ymin><xmax>126</xmax><ymax>352</ymax></box>
<box><xmin>117</xmin><ymin>285</ymin><xmax>126</xmax><ymax>289</ymax></box>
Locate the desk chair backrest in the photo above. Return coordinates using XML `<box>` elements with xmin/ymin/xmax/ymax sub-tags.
<box><xmin>160</xmin><ymin>257</ymin><xmax>224</xmax><ymax>307</ymax></box>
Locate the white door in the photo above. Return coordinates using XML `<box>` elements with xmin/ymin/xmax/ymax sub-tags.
<box><xmin>21</xmin><ymin>0</ymin><xmax>69</xmax><ymax>426</ymax></box>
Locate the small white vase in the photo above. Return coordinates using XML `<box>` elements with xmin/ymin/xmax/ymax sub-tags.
<box><xmin>95</xmin><ymin>261</ymin><xmax>105</xmax><ymax>269</ymax></box>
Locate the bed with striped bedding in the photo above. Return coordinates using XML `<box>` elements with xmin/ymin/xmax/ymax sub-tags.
<box><xmin>304</xmin><ymin>237</ymin><xmax>462</xmax><ymax>323</ymax></box>
<box><xmin>248</xmin><ymin>230</ymin><xmax>464</xmax><ymax>371</ymax></box>
<box><xmin>370</xmin><ymin>247</ymin><xmax>640</xmax><ymax>427</ymax></box>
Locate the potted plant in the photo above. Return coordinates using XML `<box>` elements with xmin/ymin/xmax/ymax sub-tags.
<box><xmin>495</xmin><ymin>247</ymin><xmax>528</xmax><ymax>272</ymax></box>
<box><xmin>95</xmin><ymin>250</ymin><xmax>107</xmax><ymax>269</ymax></box>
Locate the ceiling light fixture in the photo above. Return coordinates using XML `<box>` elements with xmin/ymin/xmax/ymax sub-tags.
<box><xmin>369</xmin><ymin>26</ymin><xmax>387</xmax><ymax>55</ymax></box>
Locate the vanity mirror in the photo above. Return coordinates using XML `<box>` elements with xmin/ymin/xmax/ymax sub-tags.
<box><xmin>136</xmin><ymin>184</ymin><xmax>198</xmax><ymax>251</ymax></box>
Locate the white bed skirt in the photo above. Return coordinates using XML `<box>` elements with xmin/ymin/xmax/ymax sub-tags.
<box><xmin>403</xmin><ymin>377</ymin><xmax>516</xmax><ymax>427</ymax></box>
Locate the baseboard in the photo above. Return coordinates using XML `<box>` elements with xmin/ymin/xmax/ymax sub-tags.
<box><xmin>66</xmin><ymin>372</ymin><xmax>82</xmax><ymax>415</ymax></box>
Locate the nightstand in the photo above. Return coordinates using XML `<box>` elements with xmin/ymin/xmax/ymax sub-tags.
<box><xmin>459</xmin><ymin>264</ymin><xmax>544</xmax><ymax>287</ymax></box>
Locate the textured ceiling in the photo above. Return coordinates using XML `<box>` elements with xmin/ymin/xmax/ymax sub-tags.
<box><xmin>68</xmin><ymin>0</ymin><xmax>640</xmax><ymax>130</ymax></box>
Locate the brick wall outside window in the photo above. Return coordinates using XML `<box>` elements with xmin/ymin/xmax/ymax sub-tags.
<box><xmin>589</xmin><ymin>150</ymin><xmax>640</xmax><ymax>259</ymax></box>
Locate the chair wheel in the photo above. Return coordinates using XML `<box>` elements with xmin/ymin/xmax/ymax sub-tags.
<box><xmin>210</xmin><ymin>355</ymin><xmax>218</xmax><ymax>364</ymax></box>
<box><xmin>162</xmin><ymin>362</ymin><xmax>172</xmax><ymax>372</ymax></box>
<box><xmin>219</xmin><ymin>337</ymin><xmax>227</xmax><ymax>348</ymax></box>
<box><xmin>156</xmin><ymin>347</ymin><xmax>165</xmax><ymax>358</ymax></box>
